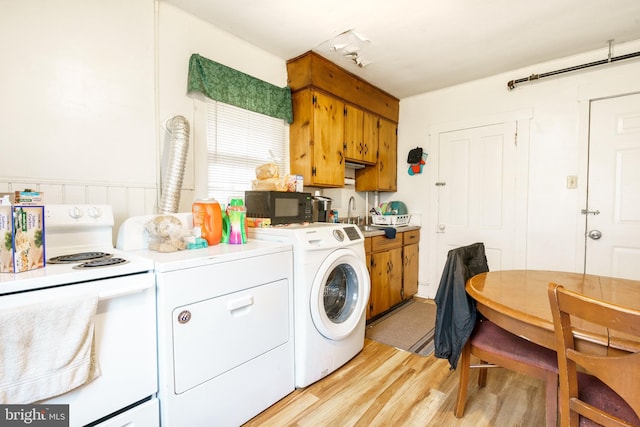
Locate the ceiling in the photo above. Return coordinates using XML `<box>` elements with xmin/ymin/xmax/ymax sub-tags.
<box><xmin>165</xmin><ymin>0</ymin><xmax>640</xmax><ymax>98</ymax></box>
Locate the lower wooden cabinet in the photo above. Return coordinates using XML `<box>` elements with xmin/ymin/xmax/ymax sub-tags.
<box><xmin>365</xmin><ymin>228</ymin><xmax>420</xmax><ymax>321</ymax></box>
<box><xmin>402</xmin><ymin>229</ymin><xmax>420</xmax><ymax>298</ymax></box>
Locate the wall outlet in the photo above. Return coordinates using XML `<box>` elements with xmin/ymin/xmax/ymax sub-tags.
<box><xmin>567</xmin><ymin>175</ymin><xmax>578</xmax><ymax>189</ymax></box>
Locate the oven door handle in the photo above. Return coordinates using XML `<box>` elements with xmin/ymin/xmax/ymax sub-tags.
<box><xmin>98</xmin><ymin>282</ymin><xmax>153</xmax><ymax>301</ymax></box>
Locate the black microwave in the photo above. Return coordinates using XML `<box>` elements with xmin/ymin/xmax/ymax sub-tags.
<box><xmin>245</xmin><ymin>191</ymin><xmax>313</xmax><ymax>225</ymax></box>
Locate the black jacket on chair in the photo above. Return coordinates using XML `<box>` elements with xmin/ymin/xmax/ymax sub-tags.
<box><xmin>434</xmin><ymin>242</ymin><xmax>489</xmax><ymax>370</ymax></box>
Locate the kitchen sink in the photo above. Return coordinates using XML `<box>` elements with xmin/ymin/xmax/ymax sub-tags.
<box><xmin>358</xmin><ymin>225</ymin><xmax>380</xmax><ymax>232</ymax></box>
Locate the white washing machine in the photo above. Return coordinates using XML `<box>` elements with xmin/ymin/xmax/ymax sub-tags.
<box><xmin>249</xmin><ymin>222</ymin><xmax>370</xmax><ymax>388</ymax></box>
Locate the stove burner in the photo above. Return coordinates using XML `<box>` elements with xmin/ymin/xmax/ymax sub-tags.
<box><xmin>73</xmin><ymin>257</ymin><xmax>129</xmax><ymax>270</ymax></box>
<box><xmin>48</xmin><ymin>252</ymin><xmax>112</xmax><ymax>264</ymax></box>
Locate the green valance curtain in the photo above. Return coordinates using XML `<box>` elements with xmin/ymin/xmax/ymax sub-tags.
<box><xmin>187</xmin><ymin>53</ymin><xmax>293</xmax><ymax>124</ymax></box>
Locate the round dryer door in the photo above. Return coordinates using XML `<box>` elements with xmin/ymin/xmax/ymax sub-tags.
<box><xmin>310</xmin><ymin>248</ymin><xmax>370</xmax><ymax>340</ymax></box>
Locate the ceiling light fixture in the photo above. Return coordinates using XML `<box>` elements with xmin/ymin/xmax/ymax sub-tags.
<box><xmin>353</xmin><ymin>56</ymin><xmax>372</xmax><ymax>68</ymax></box>
<box><xmin>324</xmin><ymin>28</ymin><xmax>373</xmax><ymax>68</ymax></box>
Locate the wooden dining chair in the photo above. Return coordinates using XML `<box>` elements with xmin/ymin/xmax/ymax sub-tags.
<box><xmin>435</xmin><ymin>243</ymin><xmax>558</xmax><ymax>426</ymax></box>
<box><xmin>455</xmin><ymin>319</ymin><xmax>559</xmax><ymax>427</ymax></box>
<box><xmin>548</xmin><ymin>283</ymin><xmax>640</xmax><ymax>427</ymax></box>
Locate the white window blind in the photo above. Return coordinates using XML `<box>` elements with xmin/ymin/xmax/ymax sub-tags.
<box><xmin>206</xmin><ymin>99</ymin><xmax>287</xmax><ymax>204</ymax></box>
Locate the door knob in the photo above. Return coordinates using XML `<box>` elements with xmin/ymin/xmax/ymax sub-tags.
<box><xmin>588</xmin><ymin>230</ymin><xmax>602</xmax><ymax>240</ymax></box>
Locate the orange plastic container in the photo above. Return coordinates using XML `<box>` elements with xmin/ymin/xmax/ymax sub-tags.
<box><xmin>192</xmin><ymin>199</ymin><xmax>223</xmax><ymax>246</ymax></box>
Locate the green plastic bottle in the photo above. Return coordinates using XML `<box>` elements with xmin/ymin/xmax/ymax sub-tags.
<box><xmin>227</xmin><ymin>199</ymin><xmax>247</xmax><ymax>244</ymax></box>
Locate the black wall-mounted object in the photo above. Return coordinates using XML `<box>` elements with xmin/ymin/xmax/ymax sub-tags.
<box><xmin>407</xmin><ymin>147</ymin><xmax>423</xmax><ymax>164</ymax></box>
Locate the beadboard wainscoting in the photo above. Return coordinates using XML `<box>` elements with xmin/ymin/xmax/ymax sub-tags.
<box><xmin>0</xmin><ymin>180</ymin><xmax>194</xmax><ymax>244</ymax></box>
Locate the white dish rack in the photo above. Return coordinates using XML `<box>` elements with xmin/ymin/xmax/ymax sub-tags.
<box><xmin>371</xmin><ymin>214</ymin><xmax>412</xmax><ymax>227</ymax></box>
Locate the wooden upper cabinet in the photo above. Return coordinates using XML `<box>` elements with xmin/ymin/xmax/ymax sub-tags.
<box><xmin>355</xmin><ymin>118</ymin><xmax>398</xmax><ymax>192</ymax></box>
<box><xmin>377</xmin><ymin>118</ymin><xmax>398</xmax><ymax>191</ymax></box>
<box><xmin>287</xmin><ymin>51</ymin><xmax>399</xmax><ymax>123</ymax></box>
<box><xmin>344</xmin><ymin>105</ymin><xmax>377</xmax><ymax>165</ymax></box>
<box><xmin>360</xmin><ymin>111</ymin><xmax>378</xmax><ymax>165</ymax></box>
<box><xmin>343</xmin><ymin>104</ymin><xmax>363</xmax><ymax>162</ymax></box>
<box><xmin>287</xmin><ymin>51</ymin><xmax>399</xmax><ymax>189</ymax></box>
<box><xmin>290</xmin><ymin>89</ymin><xmax>345</xmax><ymax>187</ymax></box>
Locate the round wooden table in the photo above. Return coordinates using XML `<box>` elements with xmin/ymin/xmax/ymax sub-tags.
<box><xmin>466</xmin><ymin>270</ymin><xmax>640</xmax><ymax>354</ymax></box>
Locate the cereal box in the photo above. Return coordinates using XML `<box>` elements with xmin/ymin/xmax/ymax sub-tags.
<box><xmin>0</xmin><ymin>205</ymin><xmax>45</xmax><ymax>273</ymax></box>
<box><xmin>14</xmin><ymin>190</ymin><xmax>44</xmax><ymax>205</ymax></box>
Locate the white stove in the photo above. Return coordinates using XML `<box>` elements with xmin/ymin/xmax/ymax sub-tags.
<box><xmin>0</xmin><ymin>204</ymin><xmax>153</xmax><ymax>295</ymax></box>
<box><xmin>0</xmin><ymin>204</ymin><xmax>159</xmax><ymax>427</ymax></box>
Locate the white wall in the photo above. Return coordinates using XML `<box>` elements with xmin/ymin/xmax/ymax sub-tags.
<box><xmin>395</xmin><ymin>40</ymin><xmax>640</xmax><ymax>297</ymax></box>
<box><xmin>0</xmin><ymin>0</ymin><xmax>289</xmax><ymax>237</ymax></box>
<box><xmin>1</xmin><ymin>0</ymin><xmax>155</xmax><ymax>186</ymax></box>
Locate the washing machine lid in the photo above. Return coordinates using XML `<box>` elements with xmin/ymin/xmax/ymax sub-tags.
<box><xmin>249</xmin><ymin>223</ymin><xmax>364</xmax><ymax>252</ymax></box>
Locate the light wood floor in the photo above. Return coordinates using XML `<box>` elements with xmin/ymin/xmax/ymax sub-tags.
<box><xmin>244</xmin><ymin>339</ymin><xmax>546</xmax><ymax>426</ymax></box>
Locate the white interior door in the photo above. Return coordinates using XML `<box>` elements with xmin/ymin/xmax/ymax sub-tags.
<box><xmin>585</xmin><ymin>93</ymin><xmax>640</xmax><ymax>280</ymax></box>
<box><xmin>436</xmin><ymin>121</ymin><xmax>519</xmax><ymax>275</ymax></box>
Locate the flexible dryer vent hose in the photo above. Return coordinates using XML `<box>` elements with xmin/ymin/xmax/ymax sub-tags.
<box><xmin>159</xmin><ymin>115</ymin><xmax>190</xmax><ymax>214</ymax></box>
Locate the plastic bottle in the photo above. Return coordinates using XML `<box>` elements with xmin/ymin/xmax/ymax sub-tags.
<box><xmin>186</xmin><ymin>226</ymin><xmax>209</xmax><ymax>249</ymax></box>
<box><xmin>227</xmin><ymin>199</ymin><xmax>247</xmax><ymax>244</ymax></box>
<box><xmin>221</xmin><ymin>208</ymin><xmax>230</xmax><ymax>243</ymax></box>
<box><xmin>192</xmin><ymin>199</ymin><xmax>223</xmax><ymax>246</ymax></box>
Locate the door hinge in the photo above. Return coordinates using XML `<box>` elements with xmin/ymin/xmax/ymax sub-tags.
<box><xmin>312</xmin><ymin>95</ymin><xmax>317</xmax><ymax>105</ymax></box>
<box><xmin>312</xmin><ymin>166</ymin><xmax>317</xmax><ymax>176</ymax></box>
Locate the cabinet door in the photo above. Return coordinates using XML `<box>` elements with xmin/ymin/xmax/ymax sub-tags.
<box><xmin>403</xmin><ymin>243</ymin><xmax>419</xmax><ymax>299</ymax></box>
<box><xmin>312</xmin><ymin>92</ymin><xmax>345</xmax><ymax>186</ymax></box>
<box><xmin>362</xmin><ymin>112</ymin><xmax>378</xmax><ymax>164</ymax></box>
<box><xmin>290</xmin><ymin>90</ymin><xmax>314</xmax><ymax>185</ymax></box>
<box><xmin>369</xmin><ymin>250</ymin><xmax>391</xmax><ymax>318</ymax></box>
<box><xmin>364</xmin><ymin>237</ymin><xmax>373</xmax><ymax>320</ymax></box>
<box><xmin>377</xmin><ymin>118</ymin><xmax>397</xmax><ymax>191</ymax></box>
<box><xmin>290</xmin><ymin>90</ymin><xmax>345</xmax><ymax>187</ymax></box>
<box><xmin>387</xmin><ymin>247</ymin><xmax>404</xmax><ymax>307</ymax></box>
<box><xmin>365</xmin><ymin>251</ymin><xmax>372</xmax><ymax>320</ymax></box>
<box><xmin>355</xmin><ymin>117</ymin><xmax>397</xmax><ymax>192</ymax></box>
<box><xmin>344</xmin><ymin>104</ymin><xmax>364</xmax><ymax>162</ymax></box>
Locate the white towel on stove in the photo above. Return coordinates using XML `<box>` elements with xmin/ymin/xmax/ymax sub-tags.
<box><xmin>0</xmin><ymin>293</ymin><xmax>101</xmax><ymax>404</ymax></box>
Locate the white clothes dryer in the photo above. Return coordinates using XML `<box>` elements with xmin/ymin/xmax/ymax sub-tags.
<box><xmin>249</xmin><ymin>223</ymin><xmax>370</xmax><ymax>388</ymax></box>
<box><xmin>117</xmin><ymin>213</ymin><xmax>295</xmax><ymax>427</ymax></box>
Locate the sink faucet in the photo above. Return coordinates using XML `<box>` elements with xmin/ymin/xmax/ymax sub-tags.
<box><xmin>347</xmin><ymin>196</ymin><xmax>356</xmax><ymax>224</ymax></box>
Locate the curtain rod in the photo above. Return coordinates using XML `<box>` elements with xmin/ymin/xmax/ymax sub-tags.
<box><xmin>507</xmin><ymin>42</ymin><xmax>640</xmax><ymax>90</ymax></box>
